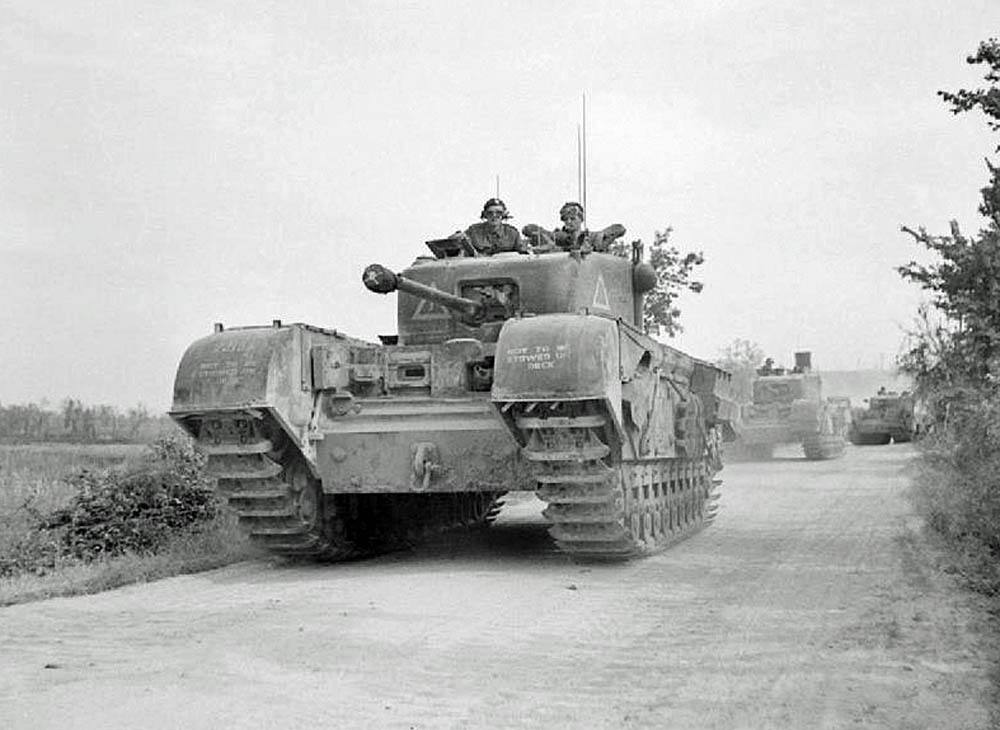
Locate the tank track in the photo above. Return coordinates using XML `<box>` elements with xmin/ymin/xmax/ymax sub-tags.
<box><xmin>849</xmin><ymin>430</ymin><xmax>892</xmax><ymax>446</ymax></box>
<box><xmin>509</xmin><ymin>400</ymin><xmax>720</xmax><ymax>559</ymax></box>
<box><xmin>801</xmin><ymin>433</ymin><xmax>847</xmax><ymax>460</ymax></box>
<box><xmin>195</xmin><ymin>412</ymin><xmax>504</xmax><ymax>561</ymax></box>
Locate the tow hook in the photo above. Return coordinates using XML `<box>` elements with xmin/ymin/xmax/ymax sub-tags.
<box><xmin>411</xmin><ymin>442</ymin><xmax>440</xmax><ymax>490</ymax></box>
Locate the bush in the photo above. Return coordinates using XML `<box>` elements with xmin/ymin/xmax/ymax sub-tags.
<box><xmin>0</xmin><ymin>435</ymin><xmax>219</xmax><ymax>576</ymax></box>
<box><xmin>52</xmin><ymin>435</ymin><xmax>217</xmax><ymax>559</ymax></box>
<box><xmin>910</xmin><ymin>393</ymin><xmax>1000</xmax><ymax>593</ymax></box>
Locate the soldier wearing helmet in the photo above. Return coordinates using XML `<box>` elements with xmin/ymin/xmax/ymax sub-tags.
<box><xmin>522</xmin><ymin>201</ymin><xmax>626</xmax><ymax>254</ymax></box>
<box><xmin>450</xmin><ymin>198</ymin><xmax>527</xmax><ymax>256</ymax></box>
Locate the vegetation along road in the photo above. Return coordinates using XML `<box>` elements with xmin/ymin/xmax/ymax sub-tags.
<box><xmin>1</xmin><ymin>444</ymin><xmax>996</xmax><ymax>729</ymax></box>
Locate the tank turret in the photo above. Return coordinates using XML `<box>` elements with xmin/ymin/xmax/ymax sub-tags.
<box><xmin>363</xmin><ymin>263</ymin><xmax>487</xmax><ymax>325</ymax></box>
<box><xmin>363</xmin><ymin>250</ymin><xmax>658</xmax><ymax>346</ymax></box>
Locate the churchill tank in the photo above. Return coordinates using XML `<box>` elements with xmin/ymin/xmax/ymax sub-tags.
<box><xmin>170</xmin><ymin>237</ymin><xmax>737</xmax><ymax>560</ymax></box>
<box><xmin>735</xmin><ymin>352</ymin><xmax>850</xmax><ymax>460</ymax></box>
<box><xmin>849</xmin><ymin>390</ymin><xmax>916</xmax><ymax>445</ymax></box>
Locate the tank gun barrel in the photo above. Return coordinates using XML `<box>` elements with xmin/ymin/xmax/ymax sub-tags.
<box><xmin>363</xmin><ymin>264</ymin><xmax>485</xmax><ymax>322</ymax></box>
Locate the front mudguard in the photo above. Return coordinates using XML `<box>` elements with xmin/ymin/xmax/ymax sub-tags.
<box><xmin>491</xmin><ymin>314</ymin><xmax>623</xmax><ymax>426</ymax></box>
<box><xmin>170</xmin><ymin>324</ymin><xmax>358</xmax><ymax>471</ymax></box>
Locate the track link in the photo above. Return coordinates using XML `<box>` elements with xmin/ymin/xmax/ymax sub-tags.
<box><xmin>198</xmin><ymin>413</ymin><xmax>358</xmax><ymax>560</ymax></box>
<box><xmin>512</xmin><ymin>400</ymin><xmax>719</xmax><ymax>559</ymax></box>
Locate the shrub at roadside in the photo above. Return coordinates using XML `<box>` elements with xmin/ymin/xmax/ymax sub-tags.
<box><xmin>0</xmin><ymin>436</ymin><xmax>236</xmax><ymax>579</ymax></box>
<box><xmin>909</xmin><ymin>393</ymin><xmax>1000</xmax><ymax>594</ymax></box>
<box><xmin>47</xmin><ymin>436</ymin><xmax>217</xmax><ymax>559</ymax></box>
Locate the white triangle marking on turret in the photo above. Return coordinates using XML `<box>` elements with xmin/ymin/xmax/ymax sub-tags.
<box><xmin>592</xmin><ymin>274</ymin><xmax>611</xmax><ymax>310</ymax></box>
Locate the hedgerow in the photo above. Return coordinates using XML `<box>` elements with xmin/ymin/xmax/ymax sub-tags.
<box><xmin>898</xmin><ymin>38</ymin><xmax>1000</xmax><ymax>595</ymax></box>
<box><xmin>908</xmin><ymin>396</ymin><xmax>1000</xmax><ymax>593</ymax></box>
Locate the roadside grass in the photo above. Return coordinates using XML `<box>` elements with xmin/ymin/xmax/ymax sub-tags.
<box><xmin>0</xmin><ymin>440</ymin><xmax>260</xmax><ymax>607</ymax></box>
<box><xmin>0</xmin><ymin>508</ymin><xmax>259</xmax><ymax>606</ymax></box>
<box><xmin>0</xmin><ymin>442</ymin><xmax>145</xmax><ymax>509</ymax></box>
<box><xmin>907</xmin><ymin>398</ymin><xmax>1000</xmax><ymax>598</ymax></box>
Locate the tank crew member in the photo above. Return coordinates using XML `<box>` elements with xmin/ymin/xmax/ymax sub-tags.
<box><xmin>522</xmin><ymin>202</ymin><xmax>626</xmax><ymax>254</ymax></box>
<box><xmin>450</xmin><ymin>198</ymin><xmax>527</xmax><ymax>256</ymax></box>
<box><xmin>553</xmin><ymin>201</ymin><xmax>588</xmax><ymax>250</ymax></box>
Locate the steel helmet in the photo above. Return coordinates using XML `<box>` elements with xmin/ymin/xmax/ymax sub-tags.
<box><xmin>480</xmin><ymin>198</ymin><xmax>510</xmax><ymax>220</ymax></box>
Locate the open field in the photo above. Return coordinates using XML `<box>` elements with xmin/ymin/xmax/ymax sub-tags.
<box><xmin>0</xmin><ymin>442</ymin><xmax>145</xmax><ymax>509</ymax></box>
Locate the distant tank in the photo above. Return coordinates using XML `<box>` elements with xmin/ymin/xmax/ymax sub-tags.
<box><xmin>170</xmin><ymin>237</ymin><xmax>737</xmax><ymax>560</ymax></box>
<box><xmin>734</xmin><ymin>352</ymin><xmax>850</xmax><ymax>460</ymax></box>
<box><xmin>849</xmin><ymin>390</ymin><xmax>915</xmax><ymax>445</ymax></box>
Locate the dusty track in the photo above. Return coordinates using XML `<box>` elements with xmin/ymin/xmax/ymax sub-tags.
<box><xmin>1</xmin><ymin>444</ymin><xmax>997</xmax><ymax>729</ymax></box>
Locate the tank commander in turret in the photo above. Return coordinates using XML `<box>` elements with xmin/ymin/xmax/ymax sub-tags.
<box><xmin>449</xmin><ymin>198</ymin><xmax>527</xmax><ymax>256</ymax></box>
<box><xmin>522</xmin><ymin>202</ymin><xmax>626</xmax><ymax>254</ymax></box>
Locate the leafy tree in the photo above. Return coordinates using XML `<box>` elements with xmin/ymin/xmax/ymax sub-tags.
<box><xmin>126</xmin><ymin>403</ymin><xmax>151</xmax><ymax>440</ymax></box>
<box><xmin>939</xmin><ymin>38</ymin><xmax>1000</xmax><ymax>230</ymax></box>
<box><xmin>898</xmin><ymin>38</ymin><xmax>1000</xmax><ymax>396</ymax></box>
<box><xmin>0</xmin><ymin>398</ymin><xmax>164</xmax><ymax>443</ymax></box>
<box><xmin>716</xmin><ymin>339</ymin><xmax>764</xmax><ymax>402</ymax></box>
<box><xmin>717</xmin><ymin>338</ymin><xmax>764</xmax><ymax>372</ymax></box>
<box><xmin>613</xmin><ymin>227</ymin><xmax>704</xmax><ymax>337</ymax></box>
<box><xmin>898</xmin><ymin>221</ymin><xmax>1000</xmax><ymax>386</ymax></box>
<box><xmin>898</xmin><ymin>39</ymin><xmax>1000</xmax><ymax>593</ymax></box>
<box><xmin>939</xmin><ymin>39</ymin><xmax>1000</xmax><ymax>143</ymax></box>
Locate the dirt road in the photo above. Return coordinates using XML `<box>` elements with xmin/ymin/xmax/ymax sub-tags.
<box><xmin>1</xmin><ymin>444</ymin><xmax>997</xmax><ymax>729</ymax></box>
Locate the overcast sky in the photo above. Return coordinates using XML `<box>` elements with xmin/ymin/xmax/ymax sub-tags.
<box><xmin>3</xmin><ymin>1</ymin><xmax>998</xmax><ymax>411</ymax></box>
